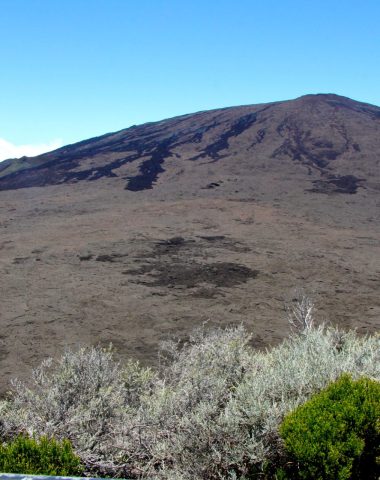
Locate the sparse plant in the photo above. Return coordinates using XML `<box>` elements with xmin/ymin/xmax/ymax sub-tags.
<box><xmin>285</xmin><ymin>289</ymin><xmax>315</xmax><ymax>332</ymax></box>
<box><xmin>2</xmin><ymin>345</ymin><xmax>152</xmax><ymax>476</ymax></box>
<box><xmin>0</xmin><ymin>298</ymin><xmax>378</xmax><ymax>478</ymax></box>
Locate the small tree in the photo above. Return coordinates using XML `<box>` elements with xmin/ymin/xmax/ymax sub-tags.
<box><xmin>285</xmin><ymin>289</ymin><xmax>315</xmax><ymax>332</ymax></box>
<box><xmin>279</xmin><ymin>374</ymin><xmax>380</xmax><ymax>480</ymax></box>
<box><xmin>0</xmin><ymin>435</ymin><xmax>83</xmax><ymax>476</ymax></box>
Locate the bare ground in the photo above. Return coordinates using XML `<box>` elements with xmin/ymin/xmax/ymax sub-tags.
<box><xmin>0</xmin><ymin>179</ymin><xmax>379</xmax><ymax>394</ymax></box>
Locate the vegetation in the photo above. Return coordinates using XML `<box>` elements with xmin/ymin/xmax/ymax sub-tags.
<box><xmin>279</xmin><ymin>374</ymin><xmax>380</xmax><ymax>480</ymax></box>
<box><xmin>0</xmin><ymin>296</ymin><xmax>378</xmax><ymax>478</ymax></box>
<box><xmin>0</xmin><ymin>434</ymin><xmax>83</xmax><ymax>476</ymax></box>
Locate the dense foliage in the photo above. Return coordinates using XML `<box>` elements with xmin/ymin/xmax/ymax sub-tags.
<box><xmin>0</xmin><ymin>298</ymin><xmax>378</xmax><ymax>478</ymax></box>
<box><xmin>279</xmin><ymin>374</ymin><xmax>380</xmax><ymax>480</ymax></box>
<box><xmin>0</xmin><ymin>434</ymin><xmax>83</xmax><ymax>476</ymax></box>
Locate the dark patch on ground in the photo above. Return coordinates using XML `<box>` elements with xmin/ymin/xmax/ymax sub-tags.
<box><xmin>159</xmin><ymin>236</ymin><xmax>186</xmax><ymax>246</ymax></box>
<box><xmin>78</xmin><ymin>252</ymin><xmax>128</xmax><ymax>262</ymax></box>
<box><xmin>328</xmin><ymin>175</ymin><xmax>365</xmax><ymax>193</ymax></box>
<box><xmin>78</xmin><ymin>254</ymin><xmax>94</xmax><ymax>261</ymax></box>
<box><xmin>309</xmin><ymin>175</ymin><xmax>365</xmax><ymax>194</ymax></box>
<box><xmin>13</xmin><ymin>257</ymin><xmax>30</xmax><ymax>264</ymax></box>
<box><xmin>203</xmin><ymin>182</ymin><xmax>222</xmax><ymax>189</ymax></box>
<box><xmin>151</xmin><ymin>236</ymin><xmax>196</xmax><ymax>256</ymax></box>
<box><xmin>312</xmin><ymin>140</ymin><xmax>333</xmax><ymax>148</ymax></box>
<box><xmin>124</xmin><ymin>261</ymin><xmax>259</xmax><ymax>289</ymax></box>
<box><xmin>198</xmin><ymin>235</ymin><xmax>226</xmax><ymax>241</ymax></box>
<box><xmin>95</xmin><ymin>253</ymin><xmax>128</xmax><ymax>262</ymax></box>
<box><xmin>124</xmin><ymin>235</ymin><xmax>254</xmax><ymax>293</ymax></box>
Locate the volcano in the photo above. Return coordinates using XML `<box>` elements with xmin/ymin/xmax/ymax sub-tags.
<box><xmin>1</xmin><ymin>93</ymin><xmax>380</xmax><ymax>195</ymax></box>
<box><xmin>0</xmin><ymin>94</ymin><xmax>379</xmax><ymax>392</ymax></box>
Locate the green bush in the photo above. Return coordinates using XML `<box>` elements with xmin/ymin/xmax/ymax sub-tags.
<box><xmin>0</xmin><ymin>434</ymin><xmax>84</xmax><ymax>476</ymax></box>
<box><xmin>279</xmin><ymin>374</ymin><xmax>380</xmax><ymax>480</ymax></box>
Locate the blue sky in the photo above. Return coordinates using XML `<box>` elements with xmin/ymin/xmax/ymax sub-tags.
<box><xmin>0</xmin><ymin>0</ymin><xmax>379</xmax><ymax>160</ymax></box>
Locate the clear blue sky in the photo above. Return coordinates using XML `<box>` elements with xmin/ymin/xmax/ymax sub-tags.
<box><xmin>0</xmin><ymin>0</ymin><xmax>379</xmax><ymax>158</ymax></box>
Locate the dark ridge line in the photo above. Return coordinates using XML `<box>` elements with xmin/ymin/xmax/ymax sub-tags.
<box><xmin>189</xmin><ymin>106</ymin><xmax>272</xmax><ymax>162</ymax></box>
<box><xmin>248</xmin><ymin>128</ymin><xmax>266</xmax><ymax>150</ymax></box>
<box><xmin>0</xmin><ymin>156</ymin><xmax>83</xmax><ymax>190</ymax></box>
<box><xmin>0</xmin><ymin>122</ymin><xmax>176</xmax><ymax>187</ymax></box>
<box><xmin>171</xmin><ymin>120</ymin><xmax>222</xmax><ymax>147</ymax></box>
<box><xmin>0</xmin><ymin>149</ymin><xmax>142</xmax><ymax>190</ymax></box>
<box><xmin>190</xmin><ymin>113</ymin><xmax>258</xmax><ymax>162</ymax></box>
<box><xmin>272</xmin><ymin>122</ymin><xmax>348</xmax><ymax>171</ymax></box>
<box><xmin>66</xmin><ymin>153</ymin><xmax>142</xmax><ymax>183</ymax></box>
<box><xmin>125</xmin><ymin>139</ymin><xmax>174</xmax><ymax>191</ymax></box>
<box><xmin>0</xmin><ymin>127</ymin><xmax>183</xmax><ymax>191</ymax></box>
<box><xmin>271</xmin><ymin>120</ymin><xmax>367</xmax><ymax>194</ymax></box>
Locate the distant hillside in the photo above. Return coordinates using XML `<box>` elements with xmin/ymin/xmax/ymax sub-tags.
<box><xmin>1</xmin><ymin>93</ymin><xmax>379</xmax><ymax>195</ymax></box>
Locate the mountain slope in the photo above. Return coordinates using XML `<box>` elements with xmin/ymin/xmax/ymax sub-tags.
<box><xmin>1</xmin><ymin>94</ymin><xmax>379</xmax><ymax>195</ymax></box>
